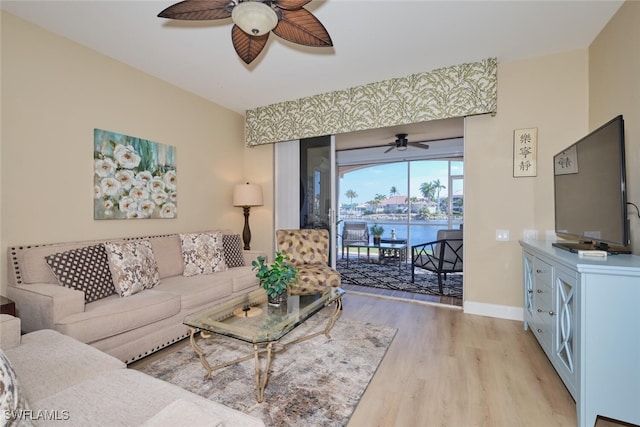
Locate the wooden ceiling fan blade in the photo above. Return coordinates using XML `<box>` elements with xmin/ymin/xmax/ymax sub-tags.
<box><xmin>408</xmin><ymin>142</ymin><xmax>430</xmax><ymax>150</ymax></box>
<box><xmin>273</xmin><ymin>8</ymin><xmax>333</xmax><ymax>47</ymax></box>
<box><xmin>276</xmin><ymin>0</ymin><xmax>312</xmax><ymax>11</ymax></box>
<box><xmin>158</xmin><ymin>0</ymin><xmax>233</xmax><ymax>20</ymax></box>
<box><xmin>232</xmin><ymin>25</ymin><xmax>269</xmax><ymax>64</ymax></box>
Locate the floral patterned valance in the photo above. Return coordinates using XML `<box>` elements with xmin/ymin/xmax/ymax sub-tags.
<box><xmin>245</xmin><ymin>58</ymin><xmax>497</xmax><ymax>146</ymax></box>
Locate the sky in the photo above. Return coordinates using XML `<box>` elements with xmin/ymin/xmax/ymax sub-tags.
<box><xmin>338</xmin><ymin>160</ymin><xmax>463</xmax><ymax>205</ymax></box>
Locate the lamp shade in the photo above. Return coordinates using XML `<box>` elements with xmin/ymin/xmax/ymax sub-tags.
<box><xmin>231</xmin><ymin>1</ymin><xmax>278</xmax><ymax>36</ymax></box>
<box><xmin>233</xmin><ymin>183</ymin><xmax>264</xmax><ymax>207</ymax></box>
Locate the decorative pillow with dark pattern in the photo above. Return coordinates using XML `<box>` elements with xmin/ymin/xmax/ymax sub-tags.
<box><xmin>104</xmin><ymin>240</ymin><xmax>160</xmax><ymax>297</ymax></box>
<box><xmin>180</xmin><ymin>232</ymin><xmax>228</xmax><ymax>277</ymax></box>
<box><xmin>45</xmin><ymin>245</ymin><xmax>116</xmax><ymax>304</ymax></box>
<box><xmin>223</xmin><ymin>234</ymin><xmax>245</xmax><ymax>268</ymax></box>
<box><xmin>0</xmin><ymin>350</ymin><xmax>34</xmax><ymax>427</ymax></box>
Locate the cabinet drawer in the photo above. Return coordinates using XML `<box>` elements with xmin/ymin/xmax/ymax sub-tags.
<box><xmin>534</xmin><ymin>285</ymin><xmax>552</xmax><ymax>314</ymax></box>
<box><xmin>531</xmin><ymin>313</ymin><xmax>552</xmax><ymax>354</ymax></box>
<box><xmin>533</xmin><ymin>257</ymin><xmax>552</xmax><ymax>286</ymax></box>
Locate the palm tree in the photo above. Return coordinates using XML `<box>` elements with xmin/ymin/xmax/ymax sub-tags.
<box><xmin>432</xmin><ymin>179</ymin><xmax>446</xmax><ymax>213</ymax></box>
<box><xmin>344</xmin><ymin>189</ymin><xmax>358</xmax><ymax>215</ymax></box>
<box><xmin>345</xmin><ymin>189</ymin><xmax>358</xmax><ymax>208</ymax></box>
<box><xmin>368</xmin><ymin>194</ymin><xmax>386</xmax><ymax>214</ymax></box>
<box><xmin>389</xmin><ymin>186</ymin><xmax>398</xmax><ymax>198</ymax></box>
<box><xmin>406</xmin><ymin>196</ymin><xmax>419</xmax><ymax>214</ymax></box>
<box><xmin>419</xmin><ymin>182</ymin><xmax>436</xmax><ymax>203</ymax></box>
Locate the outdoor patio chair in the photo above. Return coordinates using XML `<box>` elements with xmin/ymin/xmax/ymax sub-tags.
<box><xmin>411</xmin><ymin>229</ymin><xmax>463</xmax><ymax>293</ymax></box>
<box><xmin>276</xmin><ymin>229</ymin><xmax>341</xmax><ymax>289</ymax></box>
<box><xmin>341</xmin><ymin>221</ymin><xmax>370</xmax><ymax>258</ymax></box>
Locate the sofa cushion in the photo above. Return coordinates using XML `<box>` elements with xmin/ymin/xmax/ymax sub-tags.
<box><xmin>33</xmin><ymin>369</ymin><xmax>265</xmax><ymax>426</ymax></box>
<box><xmin>0</xmin><ymin>350</ymin><xmax>33</xmax><ymax>426</ymax></box>
<box><xmin>297</xmin><ymin>264</ymin><xmax>341</xmax><ymax>287</ymax></box>
<box><xmin>45</xmin><ymin>244</ymin><xmax>116</xmax><ymax>303</ymax></box>
<box><xmin>15</xmin><ymin>241</ymin><xmax>105</xmax><ymax>285</ymax></box>
<box><xmin>142</xmin><ymin>399</ymin><xmax>225</xmax><ymax>427</ymax></box>
<box><xmin>104</xmin><ymin>240</ymin><xmax>160</xmax><ymax>297</ymax></box>
<box><xmin>4</xmin><ymin>330</ymin><xmax>125</xmax><ymax>404</ymax></box>
<box><xmin>223</xmin><ymin>234</ymin><xmax>245</xmax><ymax>267</ymax></box>
<box><xmin>180</xmin><ymin>232</ymin><xmax>228</xmax><ymax>277</ymax></box>
<box><xmin>154</xmin><ymin>273</ymin><xmax>234</xmax><ymax>310</ymax></box>
<box><xmin>0</xmin><ymin>315</ymin><xmax>21</xmax><ymax>350</ymax></box>
<box><xmin>231</xmin><ymin>266</ymin><xmax>260</xmax><ymax>293</ymax></box>
<box><xmin>148</xmin><ymin>235</ymin><xmax>184</xmax><ymax>278</ymax></box>
<box><xmin>54</xmin><ymin>291</ymin><xmax>181</xmax><ymax>344</ymax></box>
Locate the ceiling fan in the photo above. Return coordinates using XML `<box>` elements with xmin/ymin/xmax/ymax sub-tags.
<box><xmin>158</xmin><ymin>0</ymin><xmax>333</xmax><ymax>65</ymax></box>
<box><xmin>384</xmin><ymin>134</ymin><xmax>430</xmax><ymax>153</ymax></box>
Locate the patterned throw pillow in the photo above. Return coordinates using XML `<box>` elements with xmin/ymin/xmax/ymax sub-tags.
<box><xmin>45</xmin><ymin>245</ymin><xmax>116</xmax><ymax>304</ymax></box>
<box><xmin>222</xmin><ymin>234</ymin><xmax>245</xmax><ymax>268</ymax></box>
<box><xmin>180</xmin><ymin>232</ymin><xmax>228</xmax><ymax>277</ymax></box>
<box><xmin>0</xmin><ymin>350</ymin><xmax>34</xmax><ymax>427</ymax></box>
<box><xmin>104</xmin><ymin>240</ymin><xmax>160</xmax><ymax>297</ymax></box>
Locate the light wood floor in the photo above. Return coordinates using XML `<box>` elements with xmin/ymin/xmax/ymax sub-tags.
<box><xmin>342</xmin><ymin>293</ymin><xmax>630</xmax><ymax>427</ymax></box>
<box><xmin>132</xmin><ymin>293</ymin><xmax>631</xmax><ymax>427</ymax></box>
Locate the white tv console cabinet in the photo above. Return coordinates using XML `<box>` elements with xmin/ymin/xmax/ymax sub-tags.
<box><xmin>520</xmin><ymin>240</ymin><xmax>640</xmax><ymax>427</ymax></box>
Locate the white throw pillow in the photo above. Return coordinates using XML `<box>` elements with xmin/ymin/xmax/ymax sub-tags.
<box><xmin>0</xmin><ymin>350</ymin><xmax>34</xmax><ymax>426</ymax></box>
<box><xmin>180</xmin><ymin>232</ymin><xmax>228</xmax><ymax>277</ymax></box>
<box><xmin>104</xmin><ymin>240</ymin><xmax>160</xmax><ymax>297</ymax></box>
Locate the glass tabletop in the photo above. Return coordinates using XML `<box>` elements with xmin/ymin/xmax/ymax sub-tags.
<box><xmin>346</xmin><ymin>242</ymin><xmax>406</xmax><ymax>249</ymax></box>
<box><xmin>184</xmin><ymin>286</ymin><xmax>345</xmax><ymax>344</ymax></box>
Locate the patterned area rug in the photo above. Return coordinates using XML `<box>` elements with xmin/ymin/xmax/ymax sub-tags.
<box><xmin>337</xmin><ymin>258</ymin><xmax>463</xmax><ymax>298</ymax></box>
<box><xmin>138</xmin><ymin>306</ymin><xmax>396</xmax><ymax>426</ymax></box>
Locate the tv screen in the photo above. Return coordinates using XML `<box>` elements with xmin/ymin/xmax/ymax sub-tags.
<box><xmin>553</xmin><ymin>115</ymin><xmax>630</xmax><ymax>253</ymax></box>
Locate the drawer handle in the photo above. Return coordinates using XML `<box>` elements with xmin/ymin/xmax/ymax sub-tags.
<box><xmin>536</xmin><ymin>289</ymin><xmax>543</xmax><ymax>293</ymax></box>
<box><xmin>536</xmin><ymin>269</ymin><xmax>542</xmax><ymax>273</ymax></box>
<box><xmin>527</xmin><ymin>290</ymin><xmax>533</xmax><ymax>294</ymax></box>
<box><xmin>548</xmin><ymin>311</ymin><xmax>555</xmax><ymax>316</ymax></box>
<box><xmin>537</xmin><ymin>328</ymin><xmax>543</xmax><ymax>333</ymax></box>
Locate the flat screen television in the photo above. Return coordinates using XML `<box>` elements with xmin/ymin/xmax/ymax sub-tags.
<box><xmin>552</xmin><ymin>115</ymin><xmax>631</xmax><ymax>254</ymax></box>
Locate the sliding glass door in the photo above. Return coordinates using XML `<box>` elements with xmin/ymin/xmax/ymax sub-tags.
<box><xmin>274</xmin><ymin>136</ymin><xmax>337</xmax><ymax>267</ymax></box>
<box><xmin>300</xmin><ymin>136</ymin><xmax>337</xmax><ymax>266</ymax></box>
<box><xmin>338</xmin><ymin>158</ymin><xmax>463</xmax><ymax>250</ymax></box>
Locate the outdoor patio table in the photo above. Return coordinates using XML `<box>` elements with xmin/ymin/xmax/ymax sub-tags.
<box><xmin>344</xmin><ymin>242</ymin><xmax>407</xmax><ymax>270</ymax></box>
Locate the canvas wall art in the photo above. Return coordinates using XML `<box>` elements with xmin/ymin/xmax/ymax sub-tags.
<box><xmin>94</xmin><ymin>129</ymin><xmax>177</xmax><ymax>219</ymax></box>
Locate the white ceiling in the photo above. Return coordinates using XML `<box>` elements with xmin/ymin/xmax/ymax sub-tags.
<box><xmin>2</xmin><ymin>0</ymin><xmax>623</xmax><ymax>149</ymax></box>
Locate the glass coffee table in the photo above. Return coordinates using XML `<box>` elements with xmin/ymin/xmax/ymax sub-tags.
<box><xmin>183</xmin><ymin>285</ymin><xmax>345</xmax><ymax>402</ymax></box>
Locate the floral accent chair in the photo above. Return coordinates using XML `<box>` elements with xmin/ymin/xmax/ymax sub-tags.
<box><xmin>276</xmin><ymin>229</ymin><xmax>341</xmax><ymax>289</ymax></box>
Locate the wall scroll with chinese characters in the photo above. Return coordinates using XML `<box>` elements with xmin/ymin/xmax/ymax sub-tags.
<box><xmin>513</xmin><ymin>128</ymin><xmax>537</xmax><ymax>177</ymax></box>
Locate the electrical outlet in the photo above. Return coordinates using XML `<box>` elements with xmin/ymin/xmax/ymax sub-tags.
<box><xmin>496</xmin><ymin>230</ymin><xmax>510</xmax><ymax>241</ymax></box>
<box><xmin>523</xmin><ymin>229</ymin><xmax>538</xmax><ymax>240</ymax></box>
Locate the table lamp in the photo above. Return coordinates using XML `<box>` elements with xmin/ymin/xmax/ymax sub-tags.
<box><xmin>233</xmin><ymin>183</ymin><xmax>263</xmax><ymax>250</ymax></box>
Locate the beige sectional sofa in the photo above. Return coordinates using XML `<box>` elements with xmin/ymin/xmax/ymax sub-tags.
<box><xmin>6</xmin><ymin>231</ymin><xmax>265</xmax><ymax>363</ymax></box>
<box><xmin>0</xmin><ymin>314</ymin><xmax>264</xmax><ymax>426</ymax></box>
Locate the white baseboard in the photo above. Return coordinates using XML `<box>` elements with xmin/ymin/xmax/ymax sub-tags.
<box><xmin>463</xmin><ymin>301</ymin><xmax>524</xmax><ymax>321</ymax></box>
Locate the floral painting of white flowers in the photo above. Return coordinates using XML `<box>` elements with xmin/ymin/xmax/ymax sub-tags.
<box><xmin>94</xmin><ymin>129</ymin><xmax>177</xmax><ymax>219</ymax></box>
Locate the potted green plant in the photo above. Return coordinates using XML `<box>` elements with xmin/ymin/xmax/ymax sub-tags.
<box><xmin>370</xmin><ymin>224</ymin><xmax>384</xmax><ymax>245</ymax></box>
<box><xmin>251</xmin><ymin>252</ymin><xmax>298</xmax><ymax>306</ymax></box>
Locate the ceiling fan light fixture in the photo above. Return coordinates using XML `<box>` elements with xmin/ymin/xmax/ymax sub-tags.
<box><xmin>232</xmin><ymin>1</ymin><xmax>278</xmax><ymax>36</ymax></box>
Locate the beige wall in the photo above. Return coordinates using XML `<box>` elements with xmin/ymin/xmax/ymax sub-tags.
<box><xmin>243</xmin><ymin>143</ymin><xmax>275</xmax><ymax>255</ymax></box>
<box><xmin>589</xmin><ymin>0</ymin><xmax>640</xmax><ymax>253</ymax></box>
<box><xmin>0</xmin><ymin>12</ymin><xmax>248</xmax><ymax>294</ymax></box>
<box><xmin>465</xmin><ymin>51</ymin><xmax>589</xmax><ymax>307</ymax></box>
